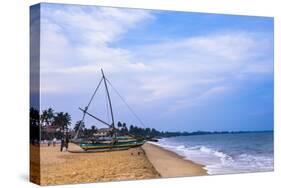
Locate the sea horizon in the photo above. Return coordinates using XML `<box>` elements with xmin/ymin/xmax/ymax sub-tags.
<box><xmin>154</xmin><ymin>129</ymin><xmax>273</xmax><ymax>139</ymax></box>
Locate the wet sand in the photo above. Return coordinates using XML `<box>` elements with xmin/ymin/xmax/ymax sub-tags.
<box><xmin>142</xmin><ymin>143</ymin><xmax>207</xmax><ymax>177</ymax></box>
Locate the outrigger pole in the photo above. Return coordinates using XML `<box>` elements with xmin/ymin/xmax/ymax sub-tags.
<box><xmin>78</xmin><ymin>107</ymin><xmax>111</xmax><ymax>127</ymax></box>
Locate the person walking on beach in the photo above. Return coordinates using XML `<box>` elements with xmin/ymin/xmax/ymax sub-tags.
<box><xmin>60</xmin><ymin>138</ymin><xmax>65</xmax><ymax>152</ymax></box>
<box><xmin>53</xmin><ymin>137</ymin><xmax>57</xmax><ymax>147</ymax></box>
<box><xmin>65</xmin><ymin>135</ymin><xmax>69</xmax><ymax>151</ymax></box>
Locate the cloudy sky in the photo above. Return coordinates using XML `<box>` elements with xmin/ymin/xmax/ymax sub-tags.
<box><xmin>37</xmin><ymin>3</ymin><xmax>273</xmax><ymax>132</ymax></box>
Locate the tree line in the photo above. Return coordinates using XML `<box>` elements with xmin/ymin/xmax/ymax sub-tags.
<box><xmin>30</xmin><ymin>107</ymin><xmax>71</xmax><ymax>141</ymax></box>
<box><xmin>30</xmin><ymin>107</ymin><xmax>267</xmax><ymax>143</ymax></box>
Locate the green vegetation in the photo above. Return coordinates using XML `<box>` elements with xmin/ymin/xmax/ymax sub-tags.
<box><xmin>30</xmin><ymin>107</ymin><xmax>271</xmax><ymax>143</ymax></box>
<box><xmin>30</xmin><ymin>107</ymin><xmax>40</xmax><ymax>143</ymax></box>
<box><xmin>74</xmin><ymin>120</ymin><xmax>98</xmax><ymax>138</ymax></box>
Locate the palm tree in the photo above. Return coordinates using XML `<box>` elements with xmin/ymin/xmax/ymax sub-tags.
<box><xmin>91</xmin><ymin>125</ymin><xmax>97</xmax><ymax>133</ymax></box>
<box><xmin>41</xmin><ymin>110</ymin><xmax>48</xmax><ymax>126</ymax></box>
<box><xmin>122</xmin><ymin>123</ymin><xmax>128</xmax><ymax>134</ymax></box>
<box><xmin>64</xmin><ymin>112</ymin><xmax>71</xmax><ymax>130</ymax></box>
<box><xmin>122</xmin><ymin>123</ymin><xmax>127</xmax><ymax>129</ymax></box>
<box><xmin>54</xmin><ymin>112</ymin><xmax>71</xmax><ymax>132</ymax></box>
<box><xmin>46</xmin><ymin>108</ymin><xmax>54</xmax><ymax>125</ymax></box>
<box><xmin>30</xmin><ymin>107</ymin><xmax>40</xmax><ymax>143</ymax></box>
<box><xmin>74</xmin><ymin>120</ymin><xmax>85</xmax><ymax>132</ymax></box>
<box><xmin>117</xmin><ymin>121</ymin><xmax>122</xmax><ymax>129</ymax></box>
<box><xmin>30</xmin><ymin>107</ymin><xmax>40</xmax><ymax>127</ymax></box>
<box><xmin>41</xmin><ymin>108</ymin><xmax>54</xmax><ymax>126</ymax></box>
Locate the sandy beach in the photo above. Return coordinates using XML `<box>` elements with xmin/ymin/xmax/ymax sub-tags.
<box><xmin>30</xmin><ymin>142</ymin><xmax>207</xmax><ymax>185</ymax></box>
<box><xmin>31</xmin><ymin>143</ymin><xmax>159</xmax><ymax>185</ymax></box>
<box><xmin>142</xmin><ymin>143</ymin><xmax>207</xmax><ymax>177</ymax></box>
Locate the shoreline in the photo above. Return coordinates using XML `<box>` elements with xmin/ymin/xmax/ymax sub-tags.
<box><xmin>142</xmin><ymin>143</ymin><xmax>208</xmax><ymax>177</ymax></box>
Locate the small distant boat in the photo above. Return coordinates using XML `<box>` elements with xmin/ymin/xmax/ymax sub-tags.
<box><xmin>72</xmin><ymin>69</ymin><xmax>146</xmax><ymax>152</ymax></box>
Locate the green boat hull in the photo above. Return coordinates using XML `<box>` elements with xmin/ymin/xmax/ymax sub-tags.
<box><xmin>80</xmin><ymin>140</ymin><xmax>146</xmax><ymax>151</ymax></box>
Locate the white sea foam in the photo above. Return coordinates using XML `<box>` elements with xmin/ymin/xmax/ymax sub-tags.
<box><xmin>149</xmin><ymin>139</ymin><xmax>273</xmax><ymax>175</ymax></box>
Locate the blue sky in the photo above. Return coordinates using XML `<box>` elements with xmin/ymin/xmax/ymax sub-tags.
<box><xmin>37</xmin><ymin>3</ymin><xmax>274</xmax><ymax>132</ymax></box>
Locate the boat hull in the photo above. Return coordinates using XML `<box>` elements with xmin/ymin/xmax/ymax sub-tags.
<box><xmin>80</xmin><ymin>140</ymin><xmax>145</xmax><ymax>151</ymax></box>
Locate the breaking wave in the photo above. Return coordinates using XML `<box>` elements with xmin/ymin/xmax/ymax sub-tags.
<box><xmin>149</xmin><ymin>137</ymin><xmax>273</xmax><ymax>175</ymax></box>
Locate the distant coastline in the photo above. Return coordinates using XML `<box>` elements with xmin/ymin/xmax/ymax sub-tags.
<box><xmin>151</xmin><ymin>130</ymin><xmax>273</xmax><ymax>139</ymax></box>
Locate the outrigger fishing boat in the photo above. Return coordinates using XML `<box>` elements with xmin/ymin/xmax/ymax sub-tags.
<box><xmin>72</xmin><ymin>69</ymin><xmax>146</xmax><ymax>152</ymax></box>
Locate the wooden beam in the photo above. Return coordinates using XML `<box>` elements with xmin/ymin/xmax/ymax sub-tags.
<box><xmin>78</xmin><ymin>107</ymin><xmax>111</xmax><ymax>127</ymax></box>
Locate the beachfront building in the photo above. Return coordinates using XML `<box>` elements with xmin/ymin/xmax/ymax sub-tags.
<box><xmin>43</xmin><ymin>125</ymin><xmax>61</xmax><ymax>133</ymax></box>
<box><xmin>93</xmin><ymin>128</ymin><xmax>113</xmax><ymax>137</ymax></box>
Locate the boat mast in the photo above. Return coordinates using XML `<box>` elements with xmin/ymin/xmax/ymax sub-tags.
<box><xmin>101</xmin><ymin>69</ymin><xmax>115</xmax><ymax>130</ymax></box>
<box><xmin>75</xmin><ymin>69</ymin><xmax>117</xmax><ymax>140</ymax></box>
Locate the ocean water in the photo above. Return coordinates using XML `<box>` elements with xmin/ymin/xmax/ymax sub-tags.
<box><xmin>150</xmin><ymin>132</ymin><xmax>273</xmax><ymax>175</ymax></box>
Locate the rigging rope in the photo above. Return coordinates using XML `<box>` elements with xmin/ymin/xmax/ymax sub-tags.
<box><xmin>87</xmin><ymin>77</ymin><xmax>103</xmax><ymax>109</ymax></box>
<box><xmin>74</xmin><ymin>77</ymin><xmax>103</xmax><ymax>140</ymax></box>
<box><xmin>105</xmin><ymin>78</ymin><xmax>147</xmax><ymax>128</ymax></box>
<box><xmin>75</xmin><ymin>72</ymin><xmax>148</xmax><ymax>140</ymax></box>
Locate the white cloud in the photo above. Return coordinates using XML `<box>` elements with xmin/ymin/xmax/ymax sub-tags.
<box><xmin>126</xmin><ymin>31</ymin><xmax>273</xmax><ymax>106</ymax></box>
<box><xmin>40</xmin><ymin>5</ymin><xmax>153</xmax><ymax>70</ymax></box>
<box><xmin>39</xmin><ymin>5</ymin><xmax>273</xmax><ymax>113</ymax></box>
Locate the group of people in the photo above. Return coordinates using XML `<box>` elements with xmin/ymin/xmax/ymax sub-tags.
<box><xmin>45</xmin><ymin>136</ymin><xmax>69</xmax><ymax>152</ymax></box>
<box><xmin>47</xmin><ymin>138</ymin><xmax>57</xmax><ymax>147</ymax></box>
